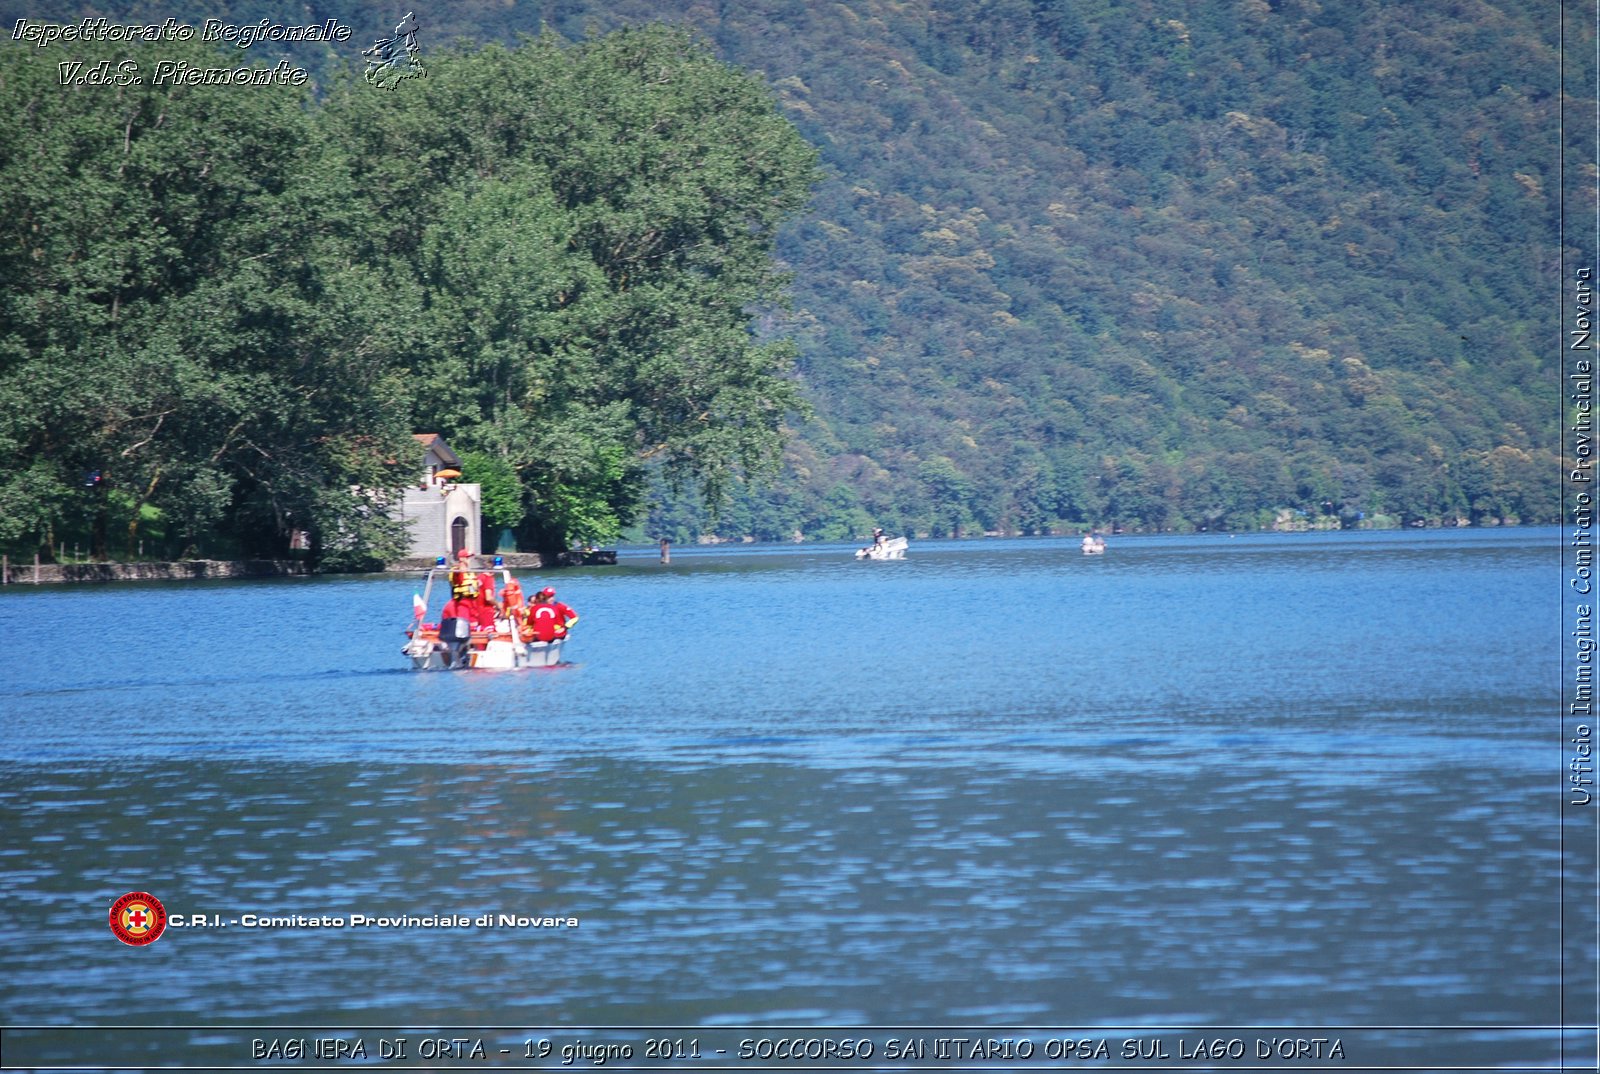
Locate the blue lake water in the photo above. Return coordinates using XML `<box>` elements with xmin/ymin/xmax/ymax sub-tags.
<box><xmin>0</xmin><ymin>528</ymin><xmax>1591</xmax><ymax>1070</ymax></box>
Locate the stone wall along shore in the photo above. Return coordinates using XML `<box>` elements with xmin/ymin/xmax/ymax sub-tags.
<box><xmin>3</xmin><ymin>550</ymin><xmax>617</xmax><ymax>585</ymax></box>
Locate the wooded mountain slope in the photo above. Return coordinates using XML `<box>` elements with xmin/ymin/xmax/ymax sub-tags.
<box><xmin>5</xmin><ymin>0</ymin><xmax>1573</xmax><ymax>542</ymax></box>
<box><xmin>634</xmin><ymin>0</ymin><xmax>1567</xmax><ymax>537</ymax></box>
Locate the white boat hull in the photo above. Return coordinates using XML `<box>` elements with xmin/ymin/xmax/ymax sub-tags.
<box><xmin>405</xmin><ymin>633</ymin><xmax>565</xmax><ymax>670</ymax></box>
<box><xmin>856</xmin><ymin>536</ymin><xmax>908</xmax><ymax>560</ymax></box>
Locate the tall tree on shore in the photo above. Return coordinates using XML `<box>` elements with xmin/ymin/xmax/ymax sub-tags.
<box><xmin>0</xmin><ymin>40</ymin><xmax>415</xmax><ymax>566</ymax></box>
<box><xmin>325</xmin><ymin>25</ymin><xmax>821</xmax><ymax>553</ymax></box>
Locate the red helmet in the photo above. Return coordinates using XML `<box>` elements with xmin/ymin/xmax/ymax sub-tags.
<box><xmin>456</xmin><ymin>549</ymin><xmax>472</xmax><ymax>559</ymax></box>
<box><xmin>538</xmin><ymin>587</ymin><xmax>556</xmax><ymax>599</ymax></box>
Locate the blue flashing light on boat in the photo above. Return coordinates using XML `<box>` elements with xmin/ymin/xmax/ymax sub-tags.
<box><xmin>493</xmin><ymin>556</ymin><xmax>505</xmax><ymax>567</ymax></box>
<box><xmin>434</xmin><ymin>556</ymin><xmax>447</xmax><ymax>567</ymax></box>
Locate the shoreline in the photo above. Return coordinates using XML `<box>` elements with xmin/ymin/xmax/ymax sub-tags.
<box><xmin>1</xmin><ymin>550</ymin><xmax>618</xmax><ymax>586</ymax></box>
<box><xmin>0</xmin><ymin>521</ymin><xmax>1537</xmax><ymax>584</ymax></box>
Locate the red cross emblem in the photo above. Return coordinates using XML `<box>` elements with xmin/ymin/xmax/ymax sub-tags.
<box><xmin>109</xmin><ymin>892</ymin><xmax>166</xmax><ymax>946</ymax></box>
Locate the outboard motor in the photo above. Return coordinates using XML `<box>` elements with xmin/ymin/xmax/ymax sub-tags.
<box><xmin>438</xmin><ymin>616</ymin><xmax>471</xmax><ymax>668</ymax></box>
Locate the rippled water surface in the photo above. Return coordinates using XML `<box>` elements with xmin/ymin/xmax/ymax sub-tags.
<box><xmin>0</xmin><ymin>529</ymin><xmax>1585</xmax><ymax>1066</ymax></box>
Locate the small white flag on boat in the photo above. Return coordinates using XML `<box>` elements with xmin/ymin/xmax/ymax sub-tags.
<box><xmin>412</xmin><ymin>593</ymin><xmax>426</xmax><ymax>618</ymax></box>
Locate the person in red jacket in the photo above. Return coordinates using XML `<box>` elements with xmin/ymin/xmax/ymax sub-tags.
<box><xmin>469</xmin><ymin>572</ymin><xmax>499</xmax><ymax>629</ymax></box>
<box><xmin>526</xmin><ymin>587</ymin><xmax>579</xmax><ymax>643</ymax></box>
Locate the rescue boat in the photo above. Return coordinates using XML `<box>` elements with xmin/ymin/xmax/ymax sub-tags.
<box><xmin>402</xmin><ymin>559</ymin><xmax>567</xmax><ymax>670</ymax></box>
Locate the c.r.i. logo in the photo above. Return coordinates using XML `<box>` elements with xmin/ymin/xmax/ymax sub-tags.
<box><xmin>109</xmin><ymin>892</ymin><xmax>167</xmax><ymax>946</ymax></box>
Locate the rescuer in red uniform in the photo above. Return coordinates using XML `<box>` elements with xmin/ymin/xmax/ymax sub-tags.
<box><xmin>470</xmin><ymin>571</ymin><xmax>498</xmax><ymax>629</ymax></box>
<box><xmin>526</xmin><ymin>587</ymin><xmax>579</xmax><ymax>643</ymax></box>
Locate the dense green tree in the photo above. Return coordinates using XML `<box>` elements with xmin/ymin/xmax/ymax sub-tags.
<box><xmin>0</xmin><ymin>39</ymin><xmax>414</xmax><ymax>567</ymax></box>
<box><xmin>458</xmin><ymin>451</ymin><xmax>526</xmax><ymax>533</ymax></box>
<box><xmin>0</xmin><ymin>25</ymin><xmax>818</xmax><ymax>562</ymax></box>
<box><xmin>322</xmin><ymin>26</ymin><xmax>820</xmax><ymax>553</ymax></box>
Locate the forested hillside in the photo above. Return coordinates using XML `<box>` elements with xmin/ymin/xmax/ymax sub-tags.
<box><xmin>0</xmin><ymin>0</ymin><xmax>1574</xmax><ymax>558</ymax></box>
<box><xmin>625</xmin><ymin>0</ymin><xmax>1567</xmax><ymax>537</ymax></box>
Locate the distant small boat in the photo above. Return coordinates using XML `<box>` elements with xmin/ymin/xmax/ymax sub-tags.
<box><xmin>856</xmin><ymin>535</ymin><xmax>908</xmax><ymax>560</ymax></box>
<box><xmin>1081</xmin><ymin>534</ymin><xmax>1106</xmax><ymax>555</ymax></box>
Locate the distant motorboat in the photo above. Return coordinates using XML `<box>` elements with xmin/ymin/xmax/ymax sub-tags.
<box><xmin>856</xmin><ymin>535</ymin><xmax>908</xmax><ymax>560</ymax></box>
<box><xmin>1081</xmin><ymin>534</ymin><xmax>1106</xmax><ymax>555</ymax></box>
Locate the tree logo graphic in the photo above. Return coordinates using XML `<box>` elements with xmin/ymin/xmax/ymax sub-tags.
<box><xmin>363</xmin><ymin>11</ymin><xmax>428</xmax><ymax>90</ymax></box>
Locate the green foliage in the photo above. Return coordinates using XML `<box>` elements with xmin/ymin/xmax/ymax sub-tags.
<box><xmin>521</xmin><ymin>440</ymin><xmax>638</xmax><ymax>550</ymax></box>
<box><xmin>0</xmin><ymin>37</ymin><xmax>416</xmax><ymax>564</ymax></box>
<box><xmin>1</xmin><ymin>0</ymin><xmax>1565</xmax><ymax>556</ymax></box>
<box><xmin>0</xmin><ymin>24</ymin><xmax>818</xmax><ymax>562</ymax></box>
<box><xmin>458</xmin><ymin>451</ymin><xmax>525</xmax><ymax>532</ymax></box>
<box><xmin>321</xmin><ymin>25</ymin><xmax>819</xmax><ymax>553</ymax></box>
<box><xmin>622</xmin><ymin>0</ymin><xmax>1561</xmax><ymax>535</ymax></box>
